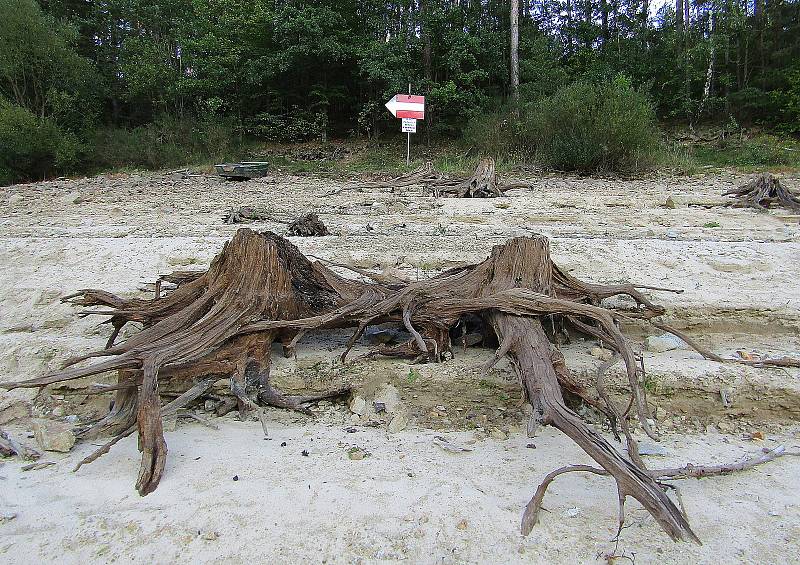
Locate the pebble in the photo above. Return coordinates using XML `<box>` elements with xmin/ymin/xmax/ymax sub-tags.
<box><xmin>200</xmin><ymin>531</ymin><xmax>219</xmax><ymax>541</ymax></box>
<box><xmin>348</xmin><ymin>448</ymin><xmax>366</xmax><ymax>460</ymax></box>
<box><xmin>490</xmin><ymin>429</ymin><xmax>507</xmax><ymax>441</ymax></box>
<box><xmin>456</xmin><ymin>519</ymin><xmax>468</xmax><ymax>530</ymax></box>
<box><xmin>644</xmin><ymin>334</ymin><xmax>686</xmax><ymax>353</ymax></box>
<box><xmin>590</xmin><ymin>346</ymin><xmax>613</xmax><ymax>361</ymax></box>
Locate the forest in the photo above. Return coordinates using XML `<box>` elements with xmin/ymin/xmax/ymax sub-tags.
<box><xmin>1</xmin><ymin>0</ymin><xmax>799</xmax><ymax>183</ymax></box>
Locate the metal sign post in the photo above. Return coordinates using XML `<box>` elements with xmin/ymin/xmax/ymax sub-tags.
<box><xmin>385</xmin><ymin>85</ymin><xmax>425</xmax><ymax>168</ymax></box>
<box><xmin>406</xmin><ymin>83</ymin><xmax>411</xmax><ymax>166</ymax></box>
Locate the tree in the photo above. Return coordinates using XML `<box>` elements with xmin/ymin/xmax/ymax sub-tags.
<box><xmin>510</xmin><ymin>0</ymin><xmax>520</xmax><ymax>113</ymax></box>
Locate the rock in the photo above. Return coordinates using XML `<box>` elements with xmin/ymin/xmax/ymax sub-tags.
<box><xmin>566</xmin><ymin>507</ymin><xmax>580</xmax><ymax>518</ymax></box>
<box><xmin>644</xmin><ymin>334</ymin><xmax>686</xmax><ymax>353</ymax></box>
<box><xmin>200</xmin><ymin>531</ymin><xmax>219</xmax><ymax>541</ymax></box>
<box><xmin>717</xmin><ymin>420</ymin><xmax>734</xmax><ymax>433</ymax></box>
<box><xmin>31</xmin><ymin>419</ymin><xmax>75</xmax><ymax>452</ymax></box>
<box><xmin>456</xmin><ymin>519</ymin><xmax>468</xmax><ymax>530</ymax></box>
<box><xmin>0</xmin><ymin>512</ymin><xmax>17</xmax><ymax>523</ymax></box>
<box><xmin>162</xmin><ymin>413</ymin><xmax>178</xmax><ymax>432</ymax></box>
<box><xmin>347</xmin><ymin>447</ymin><xmax>366</xmax><ymax>460</ymax></box>
<box><xmin>489</xmin><ymin>429</ymin><xmax>507</xmax><ymax>441</ymax></box>
<box><xmin>59</xmin><ymin>192</ymin><xmax>83</xmax><ymax>205</ymax></box>
<box><xmin>204</xmin><ymin>400</ymin><xmax>217</xmax><ymax>411</ymax></box>
<box><xmin>349</xmin><ymin>395</ymin><xmax>367</xmax><ymax>416</ymax></box>
<box><xmin>52</xmin><ymin>406</ymin><xmax>65</xmax><ymax>417</ymax></box>
<box><xmin>0</xmin><ymin>399</ymin><xmax>31</xmax><ymax>425</ymax></box>
<box><xmin>663</xmin><ymin>196</ymin><xmax>676</xmax><ymax>209</ymax></box>
<box><xmin>8</xmin><ymin>194</ymin><xmax>24</xmax><ymax>206</ymax></box>
<box><xmin>371</xmin><ymin>202</ymin><xmax>388</xmax><ymax>215</ymax></box>
<box><xmin>666</xmin><ymin>229</ymin><xmax>679</xmax><ymax>239</ymax></box>
<box><xmin>590</xmin><ymin>346</ymin><xmax>613</xmax><ymax>361</ymax></box>
<box><xmin>373</xmin><ymin>383</ymin><xmax>400</xmax><ymax>414</ymax></box>
<box><xmin>388</xmin><ymin>410</ymin><xmax>409</xmax><ymax>433</ymax></box>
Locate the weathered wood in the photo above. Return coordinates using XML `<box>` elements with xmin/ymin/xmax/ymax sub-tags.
<box><xmin>724</xmin><ymin>173</ymin><xmax>800</xmax><ymax>211</ymax></box>
<box><xmin>3</xmin><ymin>228</ymin><xmax>795</xmax><ymax>542</ymax></box>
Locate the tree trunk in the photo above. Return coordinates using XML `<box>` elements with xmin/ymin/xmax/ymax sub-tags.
<box><xmin>510</xmin><ymin>0</ymin><xmax>520</xmax><ymax>115</ymax></box>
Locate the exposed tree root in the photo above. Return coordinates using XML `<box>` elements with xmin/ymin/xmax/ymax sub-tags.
<box><xmin>338</xmin><ymin>158</ymin><xmax>531</xmax><ymax>198</ymax></box>
<box><xmin>222</xmin><ymin>206</ymin><xmax>288</xmax><ymax>224</ymax></box>
<box><xmin>723</xmin><ymin>173</ymin><xmax>800</xmax><ymax>211</ymax></box>
<box><xmin>2</xmin><ymin>228</ymin><xmax>796</xmax><ymax>542</ymax></box>
<box><xmin>521</xmin><ymin>445</ymin><xmax>791</xmax><ymax>537</ymax></box>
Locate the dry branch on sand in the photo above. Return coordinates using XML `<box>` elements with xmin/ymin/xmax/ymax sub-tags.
<box><xmin>222</xmin><ymin>209</ymin><xmax>329</xmax><ymax>237</ymax></box>
<box><xmin>724</xmin><ymin>173</ymin><xmax>800</xmax><ymax>211</ymax></box>
<box><xmin>2</xmin><ymin>229</ymin><xmax>796</xmax><ymax>542</ymax></box>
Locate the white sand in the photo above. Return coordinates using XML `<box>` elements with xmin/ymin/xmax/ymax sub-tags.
<box><xmin>1</xmin><ymin>169</ymin><xmax>799</xmax><ymax>563</ymax></box>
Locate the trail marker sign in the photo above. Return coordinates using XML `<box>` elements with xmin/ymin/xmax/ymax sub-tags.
<box><xmin>401</xmin><ymin>118</ymin><xmax>417</xmax><ymax>133</ymax></box>
<box><xmin>385</xmin><ymin>94</ymin><xmax>425</xmax><ymax>119</ymax></box>
<box><xmin>386</xmin><ymin>88</ymin><xmax>425</xmax><ymax>165</ymax></box>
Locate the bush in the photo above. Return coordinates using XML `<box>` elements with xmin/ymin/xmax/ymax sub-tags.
<box><xmin>88</xmin><ymin>116</ymin><xmax>243</xmax><ymax>171</ymax></box>
<box><xmin>245</xmin><ymin>109</ymin><xmax>325</xmax><ymax>142</ymax></box>
<box><xmin>0</xmin><ymin>100</ymin><xmax>79</xmax><ymax>185</ymax></box>
<box><xmin>521</xmin><ymin>76</ymin><xmax>660</xmax><ymax>172</ymax></box>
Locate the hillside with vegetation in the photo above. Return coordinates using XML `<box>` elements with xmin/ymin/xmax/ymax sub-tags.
<box><xmin>1</xmin><ymin>0</ymin><xmax>799</xmax><ymax>183</ymax></box>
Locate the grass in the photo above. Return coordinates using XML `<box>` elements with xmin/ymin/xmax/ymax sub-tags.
<box><xmin>75</xmin><ymin>125</ymin><xmax>800</xmax><ymax>181</ymax></box>
<box><xmin>687</xmin><ymin>134</ymin><xmax>800</xmax><ymax>172</ymax></box>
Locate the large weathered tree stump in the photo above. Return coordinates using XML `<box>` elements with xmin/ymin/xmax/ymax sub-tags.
<box><xmin>3</xmin><ymin>228</ymin><xmax>793</xmax><ymax>541</ymax></box>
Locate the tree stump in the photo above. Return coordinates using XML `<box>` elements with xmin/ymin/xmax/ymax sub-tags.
<box><xmin>724</xmin><ymin>173</ymin><xmax>800</xmax><ymax>211</ymax></box>
<box><xmin>6</xmin><ymin>228</ymin><xmax>793</xmax><ymax>542</ymax></box>
<box><xmin>287</xmin><ymin>212</ymin><xmax>329</xmax><ymax>236</ymax></box>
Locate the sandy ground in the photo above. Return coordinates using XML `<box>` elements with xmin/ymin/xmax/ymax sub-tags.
<box><xmin>1</xmin><ymin>168</ymin><xmax>800</xmax><ymax>563</ymax></box>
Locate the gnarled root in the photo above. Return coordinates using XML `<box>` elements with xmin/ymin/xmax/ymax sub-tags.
<box><xmin>4</xmin><ymin>228</ymin><xmax>796</xmax><ymax>542</ymax></box>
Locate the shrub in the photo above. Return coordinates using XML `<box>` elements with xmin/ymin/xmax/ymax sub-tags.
<box><xmin>0</xmin><ymin>99</ymin><xmax>79</xmax><ymax>185</ymax></box>
<box><xmin>87</xmin><ymin>116</ymin><xmax>243</xmax><ymax>171</ymax></box>
<box><xmin>521</xmin><ymin>76</ymin><xmax>660</xmax><ymax>173</ymax></box>
<box><xmin>245</xmin><ymin>109</ymin><xmax>325</xmax><ymax>142</ymax></box>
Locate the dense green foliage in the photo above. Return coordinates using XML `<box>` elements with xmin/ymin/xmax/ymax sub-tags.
<box><xmin>1</xmin><ymin>0</ymin><xmax>799</xmax><ymax>182</ymax></box>
<box><xmin>525</xmin><ymin>77</ymin><xmax>660</xmax><ymax>172</ymax></box>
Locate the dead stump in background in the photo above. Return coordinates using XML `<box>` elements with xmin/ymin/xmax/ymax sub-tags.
<box><xmin>287</xmin><ymin>212</ymin><xmax>329</xmax><ymax>236</ymax></box>
<box><xmin>724</xmin><ymin>173</ymin><xmax>800</xmax><ymax>211</ymax></box>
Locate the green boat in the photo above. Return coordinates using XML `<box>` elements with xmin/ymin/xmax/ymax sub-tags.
<box><xmin>214</xmin><ymin>161</ymin><xmax>269</xmax><ymax>180</ymax></box>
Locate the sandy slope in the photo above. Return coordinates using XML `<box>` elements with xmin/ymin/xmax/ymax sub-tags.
<box><xmin>1</xmin><ymin>168</ymin><xmax>799</xmax><ymax>563</ymax></box>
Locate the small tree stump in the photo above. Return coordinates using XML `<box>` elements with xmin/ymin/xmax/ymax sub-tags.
<box><xmin>724</xmin><ymin>173</ymin><xmax>800</xmax><ymax>211</ymax></box>
<box><xmin>287</xmin><ymin>213</ymin><xmax>329</xmax><ymax>236</ymax></box>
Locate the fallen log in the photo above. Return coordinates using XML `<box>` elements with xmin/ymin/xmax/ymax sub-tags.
<box><xmin>2</xmin><ymin>229</ymin><xmax>795</xmax><ymax>542</ymax></box>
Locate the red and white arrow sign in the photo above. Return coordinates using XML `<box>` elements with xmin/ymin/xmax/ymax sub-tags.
<box><xmin>385</xmin><ymin>94</ymin><xmax>425</xmax><ymax>119</ymax></box>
